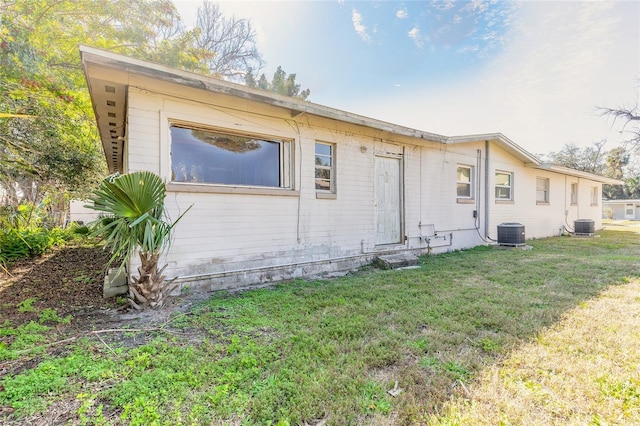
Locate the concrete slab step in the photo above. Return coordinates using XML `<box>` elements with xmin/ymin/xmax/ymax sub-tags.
<box><xmin>375</xmin><ymin>253</ymin><xmax>419</xmax><ymax>269</ymax></box>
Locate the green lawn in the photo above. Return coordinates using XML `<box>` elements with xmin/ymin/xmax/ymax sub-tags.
<box><xmin>2</xmin><ymin>230</ymin><xmax>640</xmax><ymax>425</ymax></box>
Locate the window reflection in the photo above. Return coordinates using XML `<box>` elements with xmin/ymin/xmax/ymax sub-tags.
<box><xmin>171</xmin><ymin>126</ymin><xmax>282</xmax><ymax>187</ymax></box>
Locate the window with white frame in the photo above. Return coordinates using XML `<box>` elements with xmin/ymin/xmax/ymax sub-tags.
<box><xmin>536</xmin><ymin>177</ymin><xmax>549</xmax><ymax>204</ymax></box>
<box><xmin>570</xmin><ymin>182</ymin><xmax>578</xmax><ymax>205</ymax></box>
<box><xmin>626</xmin><ymin>204</ymin><xmax>634</xmax><ymax>216</ymax></box>
<box><xmin>495</xmin><ymin>171</ymin><xmax>513</xmax><ymax>201</ymax></box>
<box><xmin>456</xmin><ymin>165</ymin><xmax>473</xmax><ymax>199</ymax></box>
<box><xmin>170</xmin><ymin>124</ymin><xmax>292</xmax><ymax>188</ymax></box>
<box><xmin>315</xmin><ymin>142</ymin><xmax>335</xmax><ymax>193</ymax></box>
<box><xmin>591</xmin><ymin>186</ymin><xmax>599</xmax><ymax>206</ymax></box>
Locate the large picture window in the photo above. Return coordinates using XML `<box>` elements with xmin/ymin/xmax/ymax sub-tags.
<box><xmin>170</xmin><ymin>125</ymin><xmax>290</xmax><ymax>188</ymax></box>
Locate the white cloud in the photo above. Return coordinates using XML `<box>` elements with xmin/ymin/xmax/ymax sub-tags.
<box><xmin>466</xmin><ymin>0</ymin><xmax>488</xmax><ymax>13</ymax></box>
<box><xmin>396</xmin><ymin>8</ymin><xmax>408</xmax><ymax>19</ymax></box>
<box><xmin>352</xmin><ymin>8</ymin><xmax>371</xmax><ymax>42</ymax></box>
<box><xmin>432</xmin><ymin>0</ymin><xmax>456</xmax><ymax>12</ymax></box>
<box><xmin>408</xmin><ymin>26</ymin><xmax>423</xmax><ymax>48</ymax></box>
<box><xmin>459</xmin><ymin>2</ymin><xmax>637</xmax><ymax>151</ymax></box>
<box><xmin>456</xmin><ymin>44</ymin><xmax>479</xmax><ymax>54</ymax></box>
<box><xmin>349</xmin><ymin>1</ymin><xmax>639</xmax><ymax>154</ymax></box>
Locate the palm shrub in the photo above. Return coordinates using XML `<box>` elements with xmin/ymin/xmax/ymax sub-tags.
<box><xmin>87</xmin><ymin>171</ymin><xmax>190</xmax><ymax>310</ymax></box>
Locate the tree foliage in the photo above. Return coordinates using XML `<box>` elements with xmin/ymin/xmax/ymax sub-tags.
<box><xmin>0</xmin><ymin>10</ymin><xmax>106</xmax><ymax>206</ymax></box>
<box><xmin>1</xmin><ymin>0</ymin><xmax>307</xmax><ymax>215</ymax></box>
<box><xmin>545</xmin><ymin>141</ymin><xmax>609</xmax><ymax>175</ymax></box>
<box><xmin>599</xmin><ymin>104</ymin><xmax>640</xmax><ymax>148</ymax></box>
<box><xmin>545</xmin><ymin>142</ymin><xmax>639</xmax><ymax>199</ymax></box>
<box><xmin>0</xmin><ymin>0</ymin><xmax>198</xmax><ymax>209</ymax></box>
<box><xmin>195</xmin><ymin>1</ymin><xmax>262</xmax><ymax>81</ymax></box>
<box><xmin>594</xmin><ymin>101</ymin><xmax>640</xmax><ymax>199</ymax></box>
<box><xmin>246</xmin><ymin>65</ymin><xmax>311</xmax><ymax>100</ymax></box>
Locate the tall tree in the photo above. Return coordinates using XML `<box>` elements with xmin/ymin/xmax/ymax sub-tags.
<box><xmin>0</xmin><ymin>0</ymin><xmax>203</xmax><ymax>210</ymax></box>
<box><xmin>245</xmin><ymin>66</ymin><xmax>311</xmax><ymax>100</ymax></box>
<box><xmin>0</xmin><ymin>0</ymin><xmax>309</xmax><ymax>214</ymax></box>
<box><xmin>599</xmin><ymin>104</ymin><xmax>640</xmax><ymax>148</ymax></box>
<box><xmin>593</xmin><ymin>98</ymin><xmax>640</xmax><ymax>199</ymax></box>
<box><xmin>545</xmin><ymin>141</ymin><xmax>608</xmax><ymax>175</ymax></box>
<box><xmin>195</xmin><ymin>0</ymin><xmax>262</xmax><ymax>81</ymax></box>
<box><xmin>545</xmin><ymin>142</ymin><xmax>638</xmax><ymax>199</ymax></box>
<box><xmin>0</xmin><ymin>9</ymin><xmax>105</xmax><ymax>206</ymax></box>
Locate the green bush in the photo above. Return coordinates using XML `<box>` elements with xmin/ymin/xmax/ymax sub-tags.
<box><xmin>0</xmin><ymin>203</ymin><xmax>46</xmax><ymax>230</ymax></box>
<box><xmin>71</xmin><ymin>224</ymin><xmax>90</xmax><ymax>235</ymax></box>
<box><xmin>0</xmin><ymin>227</ymin><xmax>74</xmax><ymax>265</ymax></box>
<box><xmin>0</xmin><ymin>229</ymin><xmax>30</xmax><ymax>263</ymax></box>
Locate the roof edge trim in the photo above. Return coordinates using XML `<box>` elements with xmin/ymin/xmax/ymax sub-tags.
<box><xmin>79</xmin><ymin>45</ymin><xmax>447</xmax><ymax>143</ymax></box>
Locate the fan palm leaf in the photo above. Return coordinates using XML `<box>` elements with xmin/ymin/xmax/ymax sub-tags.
<box><xmin>86</xmin><ymin>171</ymin><xmax>191</xmax><ymax>309</ymax></box>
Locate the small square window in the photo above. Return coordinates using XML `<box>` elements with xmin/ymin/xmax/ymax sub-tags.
<box><xmin>315</xmin><ymin>142</ymin><xmax>335</xmax><ymax>193</ymax></box>
<box><xmin>495</xmin><ymin>171</ymin><xmax>513</xmax><ymax>200</ymax></box>
<box><xmin>590</xmin><ymin>186</ymin><xmax>599</xmax><ymax>206</ymax></box>
<box><xmin>536</xmin><ymin>177</ymin><xmax>549</xmax><ymax>204</ymax></box>
<box><xmin>457</xmin><ymin>165</ymin><xmax>473</xmax><ymax>199</ymax></box>
<box><xmin>626</xmin><ymin>204</ymin><xmax>634</xmax><ymax>216</ymax></box>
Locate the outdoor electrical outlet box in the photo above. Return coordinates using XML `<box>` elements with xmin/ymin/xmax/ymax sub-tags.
<box><xmin>473</xmin><ymin>210</ymin><xmax>478</xmax><ymax>218</ymax></box>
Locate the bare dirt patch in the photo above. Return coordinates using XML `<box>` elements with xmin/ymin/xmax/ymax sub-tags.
<box><xmin>1</xmin><ymin>245</ymin><xmax>212</xmax><ymax>331</ymax></box>
<box><xmin>0</xmin><ymin>245</ymin><xmax>122</xmax><ymax>329</ymax></box>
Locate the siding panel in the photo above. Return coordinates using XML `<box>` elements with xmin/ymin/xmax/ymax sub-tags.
<box><xmin>122</xmin><ymin>84</ymin><xmax>606</xmax><ymax>290</ymax></box>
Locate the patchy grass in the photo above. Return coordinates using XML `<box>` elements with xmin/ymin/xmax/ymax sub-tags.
<box><xmin>1</xmin><ymin>230</ymin><xmax>639</xmax><ymax>425</ymax></box>
<box><xmin>602</xmin><ymin>219</ymin><xmax>640</xmax><ymax>231</ymax></box>
<box><xmin>430</xmin><ymin>279</ymin><xmax>640</xmax><ymax>425</ymax></box>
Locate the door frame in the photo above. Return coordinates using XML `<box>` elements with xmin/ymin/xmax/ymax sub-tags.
<box><xmin>373</xmin><ymin>153</ymin><xmax>405</xmax><ymax>246</ymax></box>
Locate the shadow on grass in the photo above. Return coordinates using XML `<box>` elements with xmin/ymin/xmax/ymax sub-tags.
<box><xmin>169</xmin><ymin>230</ymin><xmax>640</xmax><ymax>424</ymax></box>
<box><xmin>2</xmin><ymin>231</ymin><xmax>640</xmax><ymax>425</ymax></box>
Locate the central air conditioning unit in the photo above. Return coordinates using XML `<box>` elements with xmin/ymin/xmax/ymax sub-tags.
<box><xmin>574</xmin><ymin>219</ymin><xmax>595</xmax><ymax>236</ymax></box>
<box><xmin>497</xmin><ymin>223</ymin><xmax>526</xmax><ymax>247</ymax></box>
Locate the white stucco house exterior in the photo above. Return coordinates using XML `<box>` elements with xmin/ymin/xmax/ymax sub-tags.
<box><xmin>80</xmin><ymin>46</ymin><xmax>622</xmax><ymax>291</ymax></box>
<box><xmin>69</xmin><ymin>200</ymin><xmax>101</xmax><ymax>224</ymax></box>
<box><xmin>602</xmin><ymin>199</ymin><xmax>640</xmax><ymax>220</ymax></box>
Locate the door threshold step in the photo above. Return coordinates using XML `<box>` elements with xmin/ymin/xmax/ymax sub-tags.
<box><xmin>375</xmin><ymin>253</ymin><xmax>419</xmax><ymax>269</ymax></box>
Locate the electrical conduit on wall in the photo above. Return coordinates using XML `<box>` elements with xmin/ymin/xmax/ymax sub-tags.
<box><xmin>485</xmin><ymin>140</ymin><xmax>490</xmax><ymax>240</ymax></box>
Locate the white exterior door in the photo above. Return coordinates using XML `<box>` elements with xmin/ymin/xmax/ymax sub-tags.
<box><xmin>374</xmin><ymin>155</ymin><xmax>402</xmax><ymax>245</ymax></box>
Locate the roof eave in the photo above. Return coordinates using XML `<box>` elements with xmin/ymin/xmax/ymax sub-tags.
<box><xmin>536</xmin><ymin>164</ymin><xmax>625</xmax><ymax>185</ymax></box>
<box><xmin>79</xmin><ymin>45</ymin><xmax>447</xmax><ymax>144</ymax></box>
<box><xmin>447</xmin><ymin>133</ymin><xmax>541</xmax><ymax>165</ymax></box>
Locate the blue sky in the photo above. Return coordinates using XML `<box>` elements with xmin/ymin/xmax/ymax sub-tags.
<box><xmin>174</xmin><ymin>1</ymin><xmax>639</xmax><ymax>155</ymax></box>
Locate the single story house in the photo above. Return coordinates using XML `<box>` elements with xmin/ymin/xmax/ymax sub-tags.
<box><xmin>80</xmin><ymin>45</ymin><xmax>622</xmax><ymax>291</ymax></box>
<box><xmin>602</xmin><ymin>199</ymin><xmax>640</xmax><ymax>220</ymax></box>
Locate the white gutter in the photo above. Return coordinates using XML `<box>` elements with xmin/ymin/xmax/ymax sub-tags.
<box><xmin>536</xmin><ymin>163</ymin><xmax>624</xmax><ymax>185</ymax></box>
<box><xmin>80</xmin><ymin>45</ymin><xmax>448</xmax><ymax>144</ymax></box>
